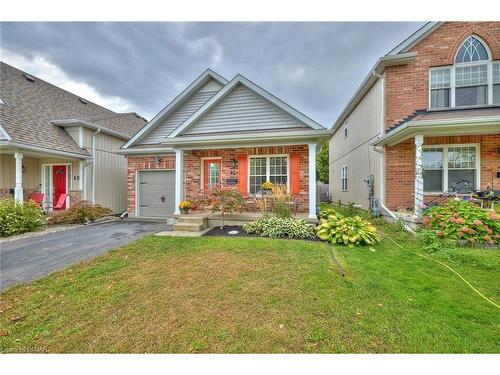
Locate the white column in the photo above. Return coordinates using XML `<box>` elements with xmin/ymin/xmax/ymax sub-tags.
<box><xmin>14</xmin><ymin>152</ymin><xmax>24</xmax><ymax>203</ymax></box>
<box><xmin>414</xmin><ymin>134</ymin><xmax>424</xmax><ymax>217</ymax></box>
<box><xmin>174</xmin><ymin>149</ymin><xmax>184</xmax><ymax>215</ymax></box>
<box><xmin>308</xmin><ymin>143</ymin><xmax>317</xmax><ymax>219</ymax></box>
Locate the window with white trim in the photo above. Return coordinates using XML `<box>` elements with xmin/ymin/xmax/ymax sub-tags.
<box><xmin>341</xmin><ymin>165</ymin><xmax>348</xmax><ymax>192</ymax></box>
<box><xmin>429</xmin><ymin>35</ymin><xmax>499</xmax><ymax>109</ymax></box>
<box><xmin>248</xmin><ymin>155</ymin><xmax>289</xmax><ymax>194</ymax></box>
<box><xmin>423</xmin><ymin>145</ymin><xmax>478</xmax><ymax>193</ymax></box>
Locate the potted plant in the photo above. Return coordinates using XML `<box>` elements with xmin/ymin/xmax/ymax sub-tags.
<box><xmin>178</xmin><ymin>200</ymin><xmax>191</xmax><ymax>214</ymax></box>
<box><xmin>261</xmin><ymin>181</ymin><xmax>274</xmax><ymax>194</ymax></box>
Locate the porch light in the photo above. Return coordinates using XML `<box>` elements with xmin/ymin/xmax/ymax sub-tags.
<box><xmin>230</xmin><ymin>158</ymin><xmax>237</xmax><ymax>168</ymax></box>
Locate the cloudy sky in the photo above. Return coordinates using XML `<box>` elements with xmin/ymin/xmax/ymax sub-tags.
<box><xmin>1</xmin><ymin>22</ymin><xmax>423</xmax><ymax>127</ymax></box>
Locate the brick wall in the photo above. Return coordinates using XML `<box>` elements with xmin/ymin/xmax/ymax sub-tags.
<box><xmin>384</xmin><ymin>22</ymin><xmax>500</xmax><ymax>210</ymax></box>
<box><xmin>385</xmin><ymin>22</ymin><xmax>500</xmax><ymax>129</ymax></box>
<box><xmin>127</xmin><ymin>145</ymin><xmax>310</xmax><ymax>216</ymax></box>
<box><xmin>385</xmin><ymin>134</ymin><xmax>500</xmax><ymax>210</ymax></box>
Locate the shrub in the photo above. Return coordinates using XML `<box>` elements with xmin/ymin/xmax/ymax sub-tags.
<box><xmin>316</xmin><ymin>213</ymin><xmax>380</xmax><ymax>247</ymax></box>
<box><xmin>421</xmin><ymin>199</ymin><xmax>500</xmax><ymax>248</ymax></box>
<box><xmin>47</xmin><ymin>200</ymin><xmax>112</xmax><ymax>224</ymax></box>
<box><xmin>319</xmin><ymin>202</ymin><xmax>371</xmax><ymax>220</ymax></box>
<box><xmin>196</xmin><ymin>188</ymin><xmax>247</xmax><ymax>229</ymax></box>
<box><xmin>0</xmin><ymin>199</ymin><xmax>44</xmax><ymax>237</ymax></box>
<box><xmin>243</xmin><ymin>217</ymin><xmax>315</xmax><ymax>239</ymax></box>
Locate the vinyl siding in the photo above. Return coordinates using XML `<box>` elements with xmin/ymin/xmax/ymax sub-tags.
<box><xmin>140</xmin><ymin>90</ymin><xmax>218</xmax><ymax>144</ymax></box>
<box><xmin>183</xmin><ymin>84</ymin><xmax>309</xmax><ymax>135</ymax></box>
<box><xmin>329</xmin><ymin>78</ymin><xmax>384</xmax><ymax>210</ymax></box>
<box><xmin>82</xmin><ymin>128</ymin><xmax>128</xmax><ymax>212</ymax></box>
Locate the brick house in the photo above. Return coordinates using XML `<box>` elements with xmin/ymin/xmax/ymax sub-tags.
<box><xmin>121</xmin><ymin>70</ymin><xmax>330</xmax><ymax>219</ymax></box>
<box><xmin>329</xmin><ymin>22</ymin><xmax>500</xmax><ymax>220</ymax></box>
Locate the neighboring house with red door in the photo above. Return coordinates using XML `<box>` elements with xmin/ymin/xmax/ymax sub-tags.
<box><xmin>329</xmin><ymin>22</ymin><xmax>500</xmax><ymax>223</ymax></box>
<box><xmin>120</xmin><ymin>69</ymin><xmax>330</xmax><ymax>219</ymax></box>
<box><xmin>0</xmin><ymin>62</ymin><xmax>147</xmax><ymax>212</ymax></box>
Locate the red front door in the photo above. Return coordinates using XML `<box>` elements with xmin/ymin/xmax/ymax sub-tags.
<box><xmin>204</xmin><ymin>159</ymin><xmax>221</xmax><ymax>191</ymax></box>
<box><xmin>52</xmin><ymin>165</ymin><xmax>67</xmax><ymax>210</ymax></box>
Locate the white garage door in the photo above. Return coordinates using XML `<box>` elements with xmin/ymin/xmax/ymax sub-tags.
<box><xmin>138</xmin><ymin>170</ymin><xmax>175</xmax><ymax>218</ymax></box>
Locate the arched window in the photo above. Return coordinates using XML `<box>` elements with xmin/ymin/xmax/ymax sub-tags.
<box><xmin>455</xmin><ymin>36</ymin><xmax>490</xmax><ymax>63</ymax></box>
<box><xmin>429</xmin><ymin>35</ymin><xmax>499</xmax><ymax>109</ymax></box>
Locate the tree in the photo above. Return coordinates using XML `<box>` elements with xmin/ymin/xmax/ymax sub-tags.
<box><xmin>196</xmin><ymin>188</ymin><xmax>247</xmax><ymax>229</ymax></box>
<box><xmin>316</xmin><ymin>143</ymin><xmax>329</xmax><ymax>184</ymax></box>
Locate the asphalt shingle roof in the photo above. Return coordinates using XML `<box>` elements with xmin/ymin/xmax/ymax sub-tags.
<box><xmin>0</xmin><ymin>62</ymin><xmax>146</xmax><ymax>156</ymax></box>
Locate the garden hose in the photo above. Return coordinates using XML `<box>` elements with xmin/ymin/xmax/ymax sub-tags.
<box><xmin>380</xmin><ymin>232</ymin><xmax>500</xmax><ymax>310</ymax></box>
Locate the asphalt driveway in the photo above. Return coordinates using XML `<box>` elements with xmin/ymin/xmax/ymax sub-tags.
<box><xmin>0</xmin><ymin>220</ymin><xmax>167</xmax><ymax>291</ymax></box>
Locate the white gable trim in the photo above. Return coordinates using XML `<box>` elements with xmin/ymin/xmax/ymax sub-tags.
<box><xmin>388</xmin><ymin>22</ymin><xmax>442</xmax><ymax>55</ymax></box>
<box><xmin>122</xmin><ymin>69</ymin><xmax>228</xmax><ymax>149</ymax></box>
<box><xmin>168</xmin><ymin>75</ymin><xmax>325</xmax><ymax>138</ymax></box>
<box><xmin>0</xmin><ymin>124</ymin><xmax>12</xmax><ymax>140</ymax></box>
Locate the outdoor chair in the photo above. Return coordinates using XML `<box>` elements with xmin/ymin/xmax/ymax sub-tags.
<box><xmin>27</xmin><ymin>192</ymin><xmax>44</xmax><ymax>207</ymax></box>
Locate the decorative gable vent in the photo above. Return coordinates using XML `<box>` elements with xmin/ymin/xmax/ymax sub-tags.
<box><xmin>78</xmin><ymin>98</ymin><xmax>88</xmax><ymax>105</ymax></box>
<box><xmin>22</xmin><ymin>73</ymin><xmax>35</xmax><ymax>82</ymax></box>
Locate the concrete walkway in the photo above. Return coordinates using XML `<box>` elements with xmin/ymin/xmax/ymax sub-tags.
<box><xmin>0</xmin><ymin>220</ymin><xmax>167</xmax><ymax>291</ymax></box>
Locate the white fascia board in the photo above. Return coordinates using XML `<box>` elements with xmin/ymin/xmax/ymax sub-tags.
<box><xmin>0</xmin><ymin>140</ymin><xmax>90</xmax><ymax>159</ymax></box>
<box><xmin>163</xmin><ymin>129</ymin><xmax>331</xmax><ymax>147</ymax></box>
<box><xmin>52</xmin><ymin>119</ymin><xmax>130</xmax><ymax>140</ymax></box>
<box><xmin>122</xmin><ymin>69</ymin><xmax>229</xmax><ymax>149</ymax></box>
<box><xmin>0</xmin><ymin>124</ymin><xmax>12</xmax><ymax>140</ymax></box>
<box><xmin>372</xmin><ymin>116</ymin><xmax>500</xmax><ymax>146</ymax></box>
<box><xmin>116</xmin><ymin>147</ymin><xmax>175</xmax><ymax>155</ymax></box>
<box><xmin>331</xmin><ymin>52</ymin><xmax>417</xmax><ymax>135</ymax></box>
<box><xmin>388</xmin><ymin>22</ymin><xmax>442</xmax><ymax>55</ymax></box>
<box><xmin>168</xmin><ymin>74</ymin><xmax>326</xmax><ymax>138</ymax></box>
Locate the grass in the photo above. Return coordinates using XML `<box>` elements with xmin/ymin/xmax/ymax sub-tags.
<box><xmin>0</xmin><ymin>222</ymin><xmax>499</xmax><ymax>353</ymax></box>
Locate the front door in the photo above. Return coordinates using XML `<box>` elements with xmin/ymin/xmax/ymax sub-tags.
<box><xmin>52</xmin><ymin>165</ymin><xmax>67</xmax><ymax>210</ymax></box>
<box><xmin>204</xmin><ymin>159</ymin><xmax>221</xmax><ymax>191</ymax></box>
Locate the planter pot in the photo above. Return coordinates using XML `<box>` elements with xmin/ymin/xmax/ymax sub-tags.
<box><xmin>180</xmin><ymin>208</ymin><xmax>189</xmax><ymax>214</ymax></box>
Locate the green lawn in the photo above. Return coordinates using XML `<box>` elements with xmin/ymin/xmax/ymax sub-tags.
<box><xmin>0</xmin><ymin>224</ymin><xmax>499</xmax><ymax>353</ymax></box>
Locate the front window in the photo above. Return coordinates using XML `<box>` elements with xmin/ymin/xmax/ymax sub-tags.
<box><xmin>249</xmin><ymin>155</ymin><xmax>289</xmax><ymax>194</ymax></box>
<box><xmin>429</xmin><ymin>35</ymin><xmax>497</xmax><ymax>109</ymax></box>
<box><xmin>493</xmin><ymin>63</ymin><xmax>500</xmax><ymax>104</ymax></box>
<box><xmin>423</xmin><ymin>145</ymin><xmax>478</xmax><ymax>193</ymax></box>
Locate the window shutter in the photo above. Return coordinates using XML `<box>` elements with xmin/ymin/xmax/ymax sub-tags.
<box><xmin>238</xmin><ymin>155</ymin><xmax>248</xmax><ymax>195</ymax></box>
<box><xmin>289</xmin><ymin>154</ymin><xmax>300</xmax><ymax>195</ymax></box>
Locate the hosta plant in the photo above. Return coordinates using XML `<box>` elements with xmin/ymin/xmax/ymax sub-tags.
<box><xmin>421</xmin><ymin>199</ymin><xmax>499</xmax><ymax>248</ymax></box>
<box><xmin>316</xmin><ymin>214</ymin><xmax>380</xmax><ymax>247</ymax></box>
<box><xmin>243</xmin><ymin>217</ymin><xmax>315</xmax><ymax>239</ymax></box>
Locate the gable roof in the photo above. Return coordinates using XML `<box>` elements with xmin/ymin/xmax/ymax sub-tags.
<box><xmin>331</xmin><ymin>22</ymin><xmax>443</xmax><ymax>134</ymax></box>
<box><xmin>0</xmin><ymin>61</ymin><xmax>146</xmax><ymax>155</ymax></box>
<box><xmin>123</xmin><ymin>69</ymin><xmax>228</xmax><ymax>148</ymax></box>
<box><xmin>168</xmin><ymin>74</ymin><xmax>325</xmax><ymax>138</ymax></box>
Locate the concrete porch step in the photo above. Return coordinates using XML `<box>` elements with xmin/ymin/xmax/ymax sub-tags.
<box><xmin>172</xmin><ymin>223</ymin><xmax>206</xmax><ymax>232</ymax></box>
<box><xmin>174</xmin><ymin>216</ymin><xmax>208</xmax><ymax>226</ymax></box>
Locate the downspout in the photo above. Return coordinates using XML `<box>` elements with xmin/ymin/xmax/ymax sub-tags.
<box><xmin>92</xmin><ymin>128</ymin><xmax>101</xmax><ymax>204</ymax></box>
<box><xmin>371</xmin><ymin>70</ymin><xmax>416</xmax><ymax>235</ymax></box>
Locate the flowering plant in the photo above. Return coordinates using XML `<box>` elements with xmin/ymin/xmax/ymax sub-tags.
<box><xmin>421</xmin><ymin>199</ymin><xmax>499</xmax><ymax>248</ymax></box>
<box><xmin>261</xmin><ymin>181</ymin><xmax>274</xmax><ymax>191</ymax></box>
<box><xmin>178</xmin><ymin>200</ymin><xmax>192</xmax><ymax>210</ymax></box>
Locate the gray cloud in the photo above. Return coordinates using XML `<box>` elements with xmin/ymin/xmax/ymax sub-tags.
<box><xmin>1</xmin><ymin>22</ymin><xmax>423</xmax><ymax>126</ymax></box>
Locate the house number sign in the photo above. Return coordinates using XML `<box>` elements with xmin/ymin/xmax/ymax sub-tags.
<box><xmin>55</xmin><ymin>168</ymin><xmax>65</xmax><ymax>175</ymax></box>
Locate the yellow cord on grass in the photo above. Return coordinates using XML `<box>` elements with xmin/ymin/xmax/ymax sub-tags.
<box><xmin>381</xmin><ymin>232</ymin><xmax>500</xmax><ymax>310</ymax></box>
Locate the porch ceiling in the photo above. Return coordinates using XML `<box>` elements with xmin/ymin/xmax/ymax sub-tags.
<box><xmin>372</xmin><ymin>117</ymin><xmax>500</xmax><ymax>146</ymax></box>
<box><xmin>0</xmin><ymin>141</ymin><xmax>89</xmax><ymax>160</ymax></box>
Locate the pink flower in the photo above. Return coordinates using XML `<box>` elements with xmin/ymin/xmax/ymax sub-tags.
<box><xmin>473</xmin><ymin>220</ymin><xmax>483</xmax><ymax>226</ymax></box>
<box><xmin>488</xmin><ymin>211</ymin><xmax>499</xmax><ymax>221</ymax></box>
<box><xmin>436</xmin><ymin>231</ymin><xmax>444</xmax><ymax>238</ymax></box>
<box><xmin>484</xmin><ymin>226</ymin><xmax>493</xmax><ymax>234</ymax></box>
<box><xmin>455</xmin><ymin>218</ymin><xmax>465</xmax><ymax>225</ymax></box>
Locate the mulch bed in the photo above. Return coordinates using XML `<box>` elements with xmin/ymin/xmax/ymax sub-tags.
<box><xmin>204</xmin><ymin>225</ymin><xmax>321</xmax><ymax>242</ymax></box>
